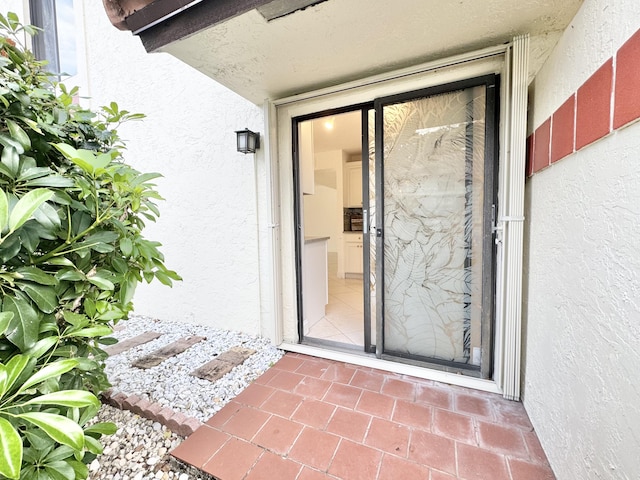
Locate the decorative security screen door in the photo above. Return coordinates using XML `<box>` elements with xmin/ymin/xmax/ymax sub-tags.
<box><xmin>373</xmin><ymin>75</ymin><xmax>498</xmax><ymax>377</ymax></box>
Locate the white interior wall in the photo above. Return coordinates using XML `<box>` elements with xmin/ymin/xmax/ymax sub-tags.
<box><xmin>302</xmin><ymin>150</ymin><xmax>345</xmax><ymax>254</ymax></box>
<box><xmin>303</xmin><ymin>183</ymin><xmax>339</xmax><ymax>252</ymax></box>
<box><xmin>524</xmin><ymin>1</ymin><xmax>640</xmax><ymax>478</ymax></box>
<box><xmin>74</xmin><ymin>3</ymin><xmax>265</xmax><ymax>334</ymax></box>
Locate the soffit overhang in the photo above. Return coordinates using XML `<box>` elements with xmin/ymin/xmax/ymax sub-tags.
<box><xmin>108</xmin><ymin>0</ymin><xmax>584</xmax><ymax>104</ymax></box>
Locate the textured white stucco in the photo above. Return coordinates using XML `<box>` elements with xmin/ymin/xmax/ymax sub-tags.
<box><xmin>530</xmin><ymin>0</ymin><xmax>640</xmax><ymax>127</ymax></box>
<box><xmin>524</xmin><ymin>1</ymin><xmax>640</xmax><ymax>478</ymax></box>
<box><xmin>70</xmin><ymin>3</ymin><xmax>265</xmax><ymax>334</ymax></box>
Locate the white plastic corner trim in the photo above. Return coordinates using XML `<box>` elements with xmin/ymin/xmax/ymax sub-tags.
<box><xmin>501</xmin><ymin>35</ymin><xmax>530</xmax><ymax>401</ymax></box>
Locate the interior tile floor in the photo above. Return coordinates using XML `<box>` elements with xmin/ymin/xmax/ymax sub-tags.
<box><xmin>305</xmin><ymin>252</ymin><xmax>365</xmax><ymax>346</ymax></box>
<box><xmin>172</xmin><ymin>353</ymin><xmax>555</xmax><ymax>480</ymax></box>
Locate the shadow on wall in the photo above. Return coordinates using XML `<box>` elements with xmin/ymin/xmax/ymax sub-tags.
<box><xmin>520</xmin><ymin>176</ymin><xmax>534</xmax><ymax>399</ymax></box>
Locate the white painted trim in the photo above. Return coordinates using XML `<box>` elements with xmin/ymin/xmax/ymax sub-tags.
<box><xmin>274</xmin><ymin>44</ymin><xmax>508</xmax><ymax>107</ymax></box>
<box><xmin>493</xmin><ymin>45</ymin><xmax>511</xmax><ymax>392</ymax></box>
<box><xmin>499</xmin><ymin>35</ymin><xmax>529</xmax><ymax>401</ymax></box>
<box><xmin>279</xmin><ymin>343</ymin><xmax>502</xmax><ymax>394</ymax></box>
<box><xmin>263</xmin><ymin>99</ymin><xmax>284</xmax><ymax>345</ymax></box>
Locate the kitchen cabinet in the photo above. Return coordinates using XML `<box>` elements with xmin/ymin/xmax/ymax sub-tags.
<box><xmin>344</xmin><ymin>233</ymin><xmax>363</xmax><ymax>275</ymax></box>
<box><xmin>344</xmin><ymin>162</ymin><xmax>362</xmax><ymax>207</ymax></box>
<box><xmin>303</xmin><ymin>237</ymin><xmax>328</xmax><ymax>327</ymax></box>
<box><xmin>299</xmin><ymin>122</ymin><xmax>315</xmax><ymax>195</ymax></box>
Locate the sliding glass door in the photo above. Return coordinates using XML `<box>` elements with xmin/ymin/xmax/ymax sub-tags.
<box><xmin>373</xmin><ymin>76</ymin><xmax>498</xmax><ymax>377</ymax></box>
<box><xmin>294</xmin><ymin>75</ymin><xmax>498</xmax><ymax>377</ymax></box>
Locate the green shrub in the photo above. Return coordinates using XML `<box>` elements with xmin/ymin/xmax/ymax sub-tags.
<box><xmin>0</xmin><ymin>13</ymin><xmax>180</xmax><ymax>479</ymax></box>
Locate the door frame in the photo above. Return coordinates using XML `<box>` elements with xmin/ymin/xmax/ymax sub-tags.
<box><xmin>269</xmin><ymin>40</ymin><xmax>528</xmax><ymax>398</ymax></box>
<box><xmin>291</xmin><ymin>103</ymin><xmax>372</xmax><ymax>346</ymax></box>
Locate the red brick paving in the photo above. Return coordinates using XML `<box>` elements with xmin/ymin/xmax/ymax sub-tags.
<box><xmin>171</xmin><ymin>353</ymin><xmax>556</xmax><ymax>479</ymax></box>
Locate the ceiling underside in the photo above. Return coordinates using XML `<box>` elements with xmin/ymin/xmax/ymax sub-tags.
<box><xmin>157</xmin><ymin>0</ymin><xmax>583</xmax><ymax>104</ymax></box>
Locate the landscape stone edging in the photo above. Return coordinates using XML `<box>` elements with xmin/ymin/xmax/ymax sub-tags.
<box><xmin>101</xmin><ymin>389</ymin><xmax>202</xmax><ymax>437</ymax></box>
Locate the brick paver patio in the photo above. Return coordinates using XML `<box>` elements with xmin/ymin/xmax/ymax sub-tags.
<box><xmin>171</xmin><ymin>353</ymin><xmax>554</xmax><ymax>479</ymax></box>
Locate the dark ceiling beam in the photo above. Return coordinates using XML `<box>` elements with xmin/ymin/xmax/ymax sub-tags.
<box><xmin>133</xmin><ymin>0</ymin><xmax>273</xmax><ymax>52</ymax></box>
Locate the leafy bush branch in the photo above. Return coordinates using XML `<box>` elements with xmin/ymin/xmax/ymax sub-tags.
<box><xmin>0</xmin><ymin>12</ymin><xmax>180</xmax><ymax>479</ymax></box>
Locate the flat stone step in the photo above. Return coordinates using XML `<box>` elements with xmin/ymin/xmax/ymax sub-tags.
<box><xmin>104</xmin><ymin>331</ymin><xmax>163</xmax><ymax>356</ymax></box>
<box><xmin>191</xmin><ymin>346</ymin><xmax>256</xmax><ymax>382</ymax></box>
<box><xmin>132</xmin><ymin>335</ymin><xmax>206</xmax><ymax>369</ymax></box>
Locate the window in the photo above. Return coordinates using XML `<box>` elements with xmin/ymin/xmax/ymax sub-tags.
<box><xmin>29</xmin><ymin>0</ymin><xmax>77</xmax><ymax>77</ymax></box>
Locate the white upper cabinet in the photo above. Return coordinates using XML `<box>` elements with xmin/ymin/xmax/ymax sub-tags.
<box><xmin>344</xmin><ymin>161</ymin><xmax>362</xmax><ymax>207</ymax></box>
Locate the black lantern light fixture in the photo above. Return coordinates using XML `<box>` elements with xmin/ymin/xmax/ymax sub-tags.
<box><xmin>235</xmin><ymin>128</ymin><xmax>260</xmax><ymax>154</ymax></box>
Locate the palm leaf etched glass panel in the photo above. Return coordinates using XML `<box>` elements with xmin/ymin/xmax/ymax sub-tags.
<box><xmin>382</xmin><ymin>86</ymin><xmax>486</xmax><ymax>364</ymax></box>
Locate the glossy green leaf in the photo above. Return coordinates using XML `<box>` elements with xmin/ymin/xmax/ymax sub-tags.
<box><xmin>0</xmin><ymin>416</ymin><xmax>22</xmax><ymax>479</ymax></box>
<box><xmin>0</xmin><ymin>146</ymin><xmax>20</xmax><ymax>177</ymax></box>
<box><xmin>23</xmin><ymin>175</ymin><xmax>74</xmax><ymax>188</ymax></box>
<box><xmin>15</xmin><ymin>267</ymin><xmax>58</xmax><ymax>286</ymax></box>
<box><xmin>4</xmin><ymin>355</ymin><xmax>30</xmax><ymax>394</ymax></box>
<box><xmin>154</xmin><ymin>270</ymin><xmax>173</xmax><ymax>286</ymax></box>
<box><xmin>119</xmin><ymin>237</ymin><xmax>133</xmax><ymax>256</ymax></box>
<box><xmin>44</xmin><ymin>461</ymin><xmax>75</xmax><ymax>480</ymax></box>
<box><xmin>0</xmin><ymin>311</ymin><xmax>14</xmax><ymax>336</ymax></box>
<box><xmin>52</xmin><ymin>144</ymin><xmax>111</xmax><ymax>175</ymax></box>
<box><xmin>16</xmin><ymin>166</ymin><xmax>52</xmax><ymax>182</ymax></box>
<box><xmin>95</xmin><ymin>310</ymin><xmax>123</xmax><ymax>321</ymax></box>
<box><xmin>23</xmin><ymin>336</ymin><xmax>59</xmax><ymax>359</ymax></box>
<box><xmin>56</xmin><ymin>270</ymin><xmax>85</xmax><ymax>282</ymax></box>
<box><xmin>16</xmin><ymin>412</ymin><xmax>84</xmax><ymax>450</ymax></box>
<box><xmin>43</xmin><ymin>445</ymin><xmax>74</xmax><ymax>463</ymax></box>
<box><xmin>130</xmin><ymin>172</ymin><xmax>162</xmax><ymax>187</ymax></box>
<box><xmin>83</xmin><ymin>435</ymin><xmax>103</xmax><ymax>455</ymax></box>
<box><xmin>18</xmin><ymin>359</ymin><xmax>78</xmax><ymax>393</ymax></box>
<box><xmin>5</xmin><ymin>119</ymin><xmax>31</xmax><ymax>151</ymax></box>
<box><xmin>87</xmin><ymin>276</ymin><xmax>114</xmax><ymax>291</ymax></box>
<box><xmin>45</xmin><ymin>257</ymin><xmax>75</xmax><ymax>267</ymax></box>
<box><xmin>75</xmin><ymin>358</ymin><xmax>98</xmax><ymax>372</ymax></box>
<box><xmin>8</xmin><ymin>188</ymin><xmax>53</xmax><ymax>233</ymax></box>
<box><xmin>0</xmin><ymin>188</ymin><xmax>8</xmax><ymax>230</ymax></box>
<box><xmin>65</xmin><ymin>325</ymin><xmax>112</xmax><ymax>338</ymax></box>
<box><xmin>18</xmin><ymin>284</ymin><xmax>58</xmax><ymax>314</ymax></box>
<box><xmin>67</xmin><ymin>460</ymin><xmax>88</xmax><ymax>479</ymax></box>
<box><xmin>0</xmin><ymin>133</ymin><xmax>24</xmax><ymax>155</ymax></box>
<box><xmin>32</xmin><ymin>202</ymin><xmax>61</xmax><ymax>230</ymax></box>
<box><xmin>24</xmin><ymin>427</ymin><xmax>55</xmax><ymax>452</ymax></box>
<box><xmin>61</xmin><ymin>311</ymin><xmax>86</xmax><ymax>327</ymax></box>
<box><xmin>84</xmin><ymin>422</ymin><xmax>117</xmax><ymax>436</ymax></box>
<box><xmin>3</xmin><ymin>294</ymin><xmax>39</xmax><ymax>351</ymax></box>
<box><xmin>23</xmin><ymin>390</ymin><xmax>100</xmax><ymax>409</ymax></box>
<box><xmin>0</xmin><ymin>364</ymin><xmax>7</xmax><ymax>398</ymax></box>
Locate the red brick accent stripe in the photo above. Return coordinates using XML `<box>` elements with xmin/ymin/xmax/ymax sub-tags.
<box><xmin>614</xmin><ymin>29</ymin><xmax>640</xmax><ymax>129</ymax></box>
<box><xmin>551</xmin><ymin>94</ymin><xmax>575</xmax><ymax>163</ymax></box>
<box><xmin>576</xmin><ymin>59</ymin><xmax>612</xmax><ymax>150</ymax></box>
<box><xmin>532</xmin><ymin>118</ymin><xmax>551</xmax><ymax>173</ymax></box>
<box><xmin>528</xmin><ymin>27</ymin><xmax>640</xmax><ymax>176</ymax></box>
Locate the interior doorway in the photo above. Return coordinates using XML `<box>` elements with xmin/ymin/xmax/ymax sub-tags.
<box><xmin>296</xmin><ymin>110</ymin><xmax>367</xmax><ymax>350</ymax></box>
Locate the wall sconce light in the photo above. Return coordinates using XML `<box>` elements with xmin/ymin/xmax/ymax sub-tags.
<box><xmin>235</xmin><ymin>128</ymin><xmax>260</xmax><ymax>154</ymax></box>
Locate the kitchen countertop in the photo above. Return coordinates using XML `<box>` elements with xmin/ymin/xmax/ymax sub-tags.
<box><xmin>304</xmin><ymin>236</ymin><xmax>330</xmax><ymax>244</ymax></box>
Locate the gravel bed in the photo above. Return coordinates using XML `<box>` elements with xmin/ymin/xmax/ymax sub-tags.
<box><xmin>105</xmin><ymin>315</ymin><xmax>284</xmax><ymax>422</ymax></box>
<box><xmin>88</xmin><ymin>405</ymin><xmax>215</xmax><ymax>480</ymax></box>
<box><xmin>89</xmin><ymin>314</ymin><xmax>284</xmax><ymax>479</ymax></box>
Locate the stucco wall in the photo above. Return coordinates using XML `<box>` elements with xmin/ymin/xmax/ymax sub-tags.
<box><xmin>72</xmin><ymin>2</ymin><xmax>265</xmax><ymax>334</ymax></box>
<box><xmin>524</xmin><ymin>1</ymin><xmax>640</xmax><ymax>478</ymax></box>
